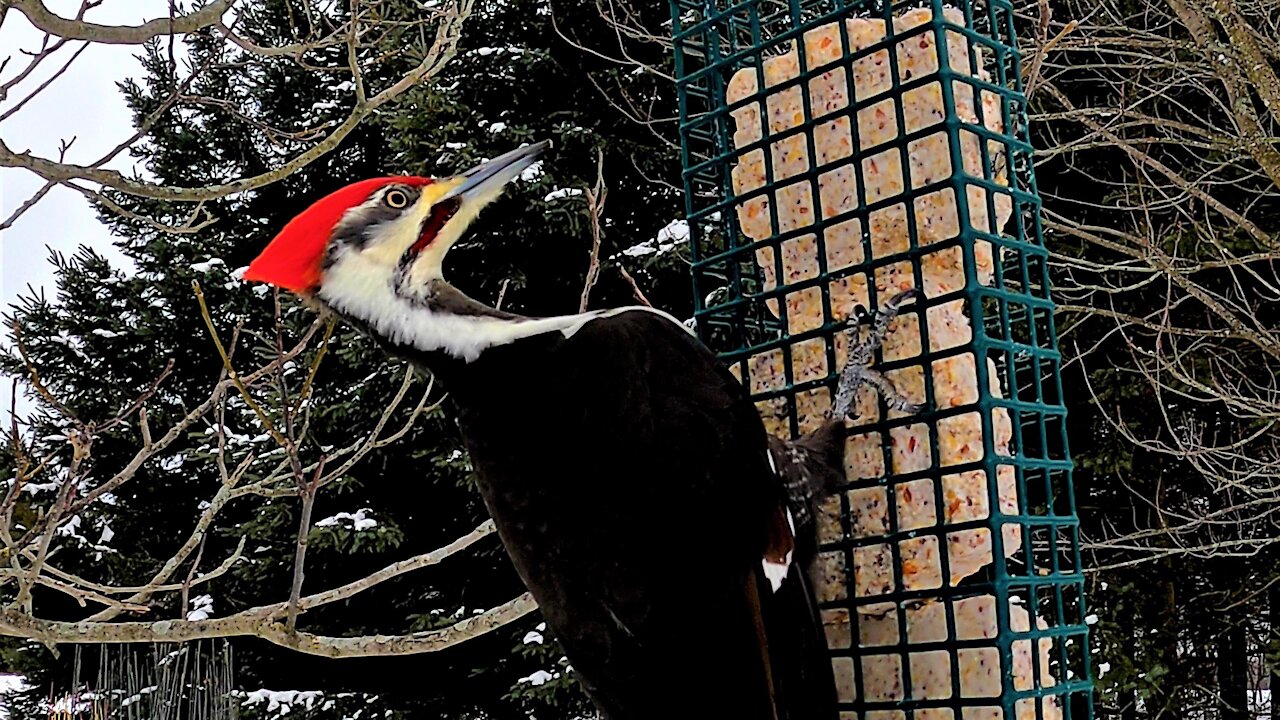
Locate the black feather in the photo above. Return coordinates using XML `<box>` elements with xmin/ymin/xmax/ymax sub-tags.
<box><xmin>387</xmin><ymin>310</ymin><xmax>839</xmax><ymax>720</ymax></box>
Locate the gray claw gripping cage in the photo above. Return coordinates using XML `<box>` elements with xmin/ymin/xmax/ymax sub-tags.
<box><xmin>668</xmin><ymin>1</ymin><xmax>1095</xmax><ymax>717</ymax></box>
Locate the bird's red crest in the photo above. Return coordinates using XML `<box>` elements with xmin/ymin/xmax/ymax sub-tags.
<box><xmin>244</xmin><ymin>176</ymin><xmax>433</xmax><ymax>292</ymax></box>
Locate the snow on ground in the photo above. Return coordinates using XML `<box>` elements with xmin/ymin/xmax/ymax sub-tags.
<box><xmin>0</xmin><ymin>675</ymin><xmax>32</xmax><ymax>719</ymax></box>
<box><xmin>241</xmin><ymin>689</ymin><xmax>324</xmax><ymax>715</ymax></box>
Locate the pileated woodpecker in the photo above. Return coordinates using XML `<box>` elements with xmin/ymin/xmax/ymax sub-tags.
<box><xmin>244</xmin><ymin>141</ymin><xmax>913</xmax><ymax>719</ymax></box>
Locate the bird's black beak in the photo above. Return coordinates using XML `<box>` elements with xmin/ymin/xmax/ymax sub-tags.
<box><xmin>439</xmin><ymin>140</ymin><xmax>550</xmax><ymax>203</ymax></box>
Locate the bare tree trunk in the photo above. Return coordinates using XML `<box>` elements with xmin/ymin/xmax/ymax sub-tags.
<box><xmin>1217</xmin><ymin>613</ymin><xmax>1248</xmax><ymax>720</ymax></box>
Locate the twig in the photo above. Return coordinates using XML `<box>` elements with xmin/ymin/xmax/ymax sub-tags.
<box><xmin>616</xmin><ymin>264</ymin><xmax>653</xmax><ymax>307</ymax></box>
<box><xmin>291</xmin><ymin>317</ymin><xmax>336</xmax><ymax>418</ymax></box>
<box><xmin>96</xmin><ymin>359</ymin><xmax>175</xmax><ymax>434</ymax></box>
<box><xmin>192</xmin><ymin>280</ymin><xmax>285</xmax><ymax>445</ymax></box>
<box><xmin>495</xmin><ymin>278</ymin><xmax>512</xmax><ymax>310</ymax></box>
<box><xmin>34</xmin><ymin>538</ymin><xmax>244</xmax><ymax>599</ymax></box>
<box><xmin>286</xmin><ymin>457</ymin><xmax>325</xmax><ymax>631</ymax></box>
<box><xmin>579</xmin><ymin>149</ymin><xmax>607</xmax><ymax>313</ymax></box>
<box><xmin>71</xmin><ymin>317</ymin><xmax>325</xmax><ymax>520</ymax></box>
<box><xmin>178</xmin><ymin>535</ymin><xmax>207</xmax><ymax>621</ymax></box>
<box><xmin>0</xmin><ymin>40</ymin><xmax>90</xmax><ymax>123</ymax></box>
<box><xmin>10</xmin><ymin>322</ymin><xmax>79</xmax><ymax>422</ymax></box>
<box><xmin>1024</xmin><ymin>19</ymin><xmax>1080</xmax><ymax>100</ymax></box>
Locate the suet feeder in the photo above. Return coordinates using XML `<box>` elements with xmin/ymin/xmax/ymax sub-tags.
<box><xmin>669</xmin><ymin>1</ymin><xmax>1095</xmax><ymax>717</ymax></box>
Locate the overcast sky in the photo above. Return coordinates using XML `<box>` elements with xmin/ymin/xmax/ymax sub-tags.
<box><xmin>1</xmin><ymin>1</ymin><xmax>175</xmax><ymax>416</ymax></box>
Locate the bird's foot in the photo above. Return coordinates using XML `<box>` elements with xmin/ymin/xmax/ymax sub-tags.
<box><xmin>831</xmin><ymin>289</ymin><xmax>926</xmax><ymax>420</ymax></box>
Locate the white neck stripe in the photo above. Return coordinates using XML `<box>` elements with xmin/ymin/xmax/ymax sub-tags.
<box><xmin>318</xmin><ymin>251</ymin><xmax>692</xmax><ymax>362</ymax></box>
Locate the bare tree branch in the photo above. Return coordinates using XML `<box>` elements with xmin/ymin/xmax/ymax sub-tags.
<box><xmin>0</xmin><ymin>0</ymin><xmax>476</xmax><ymax>229</ymax></box>
<box><xmin>579</xmin><ymin>150</ymin><xmax>607</xmax><ymax>313</ymax></box>
<box><xmin>0</xmin><ymin>593</ymin><xmax>537</xmax><ymax>658</ymax></box>
<box><xmin>4</xmin><ymin>0</ymin><xmax>234</xmax><ymax>44</ymax></box>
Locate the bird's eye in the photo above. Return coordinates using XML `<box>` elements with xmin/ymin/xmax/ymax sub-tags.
<box><xmin>385</xmin><ymin>189</ymin><xmax>410</xmax><ymax>209</ymax></box>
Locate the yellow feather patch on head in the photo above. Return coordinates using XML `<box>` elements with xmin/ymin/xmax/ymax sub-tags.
<box><xmin>405</xmin><ymin>181</ymin><xmax>505</xmax><ymax>286</ymax></box>
<box><xmin>420</xmin><ymin>178</ymin><xmax>463</xmax><ymax>207</ymax></box>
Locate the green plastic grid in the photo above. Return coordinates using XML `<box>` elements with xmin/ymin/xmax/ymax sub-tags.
<box><xmin>669</xmin><ymin>1</ymin><xmax>1094</xmax><ymax>718</ymax></box>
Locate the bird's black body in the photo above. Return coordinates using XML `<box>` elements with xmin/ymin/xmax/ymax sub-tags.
<box><xmin>244</xmin><ymin>140</ymin><xmax>893</xmax><ymax>720</ymax></box>
<box><xmin>381</xmin><ymin>308</ymin><xmax>838</xmax><ymax>720</ymax></box>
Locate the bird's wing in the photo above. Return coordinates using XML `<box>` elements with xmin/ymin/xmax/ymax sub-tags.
<box><xmin>565</xmin><ymin>310</ymin><xmax>838</xmax><ymax>720</ymax></box>
<box><xmin>768</xmin><ymin>420</ymin><xmax>847</xmax><ymax>572</ymax></box>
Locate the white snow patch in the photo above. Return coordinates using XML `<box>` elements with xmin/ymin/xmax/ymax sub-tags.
<box><xmin>522</xmin><ymin>631</ymin><xmax>544</xmax><ymax>645</ymax></box>
<box><xmin>474</xmin><ymin>46</ymin><xmax>525</xmax><ymax>57</ymax></box>
<box><xmin>0</xmin><ymin>673</ymin><xmax>32</xmax><ymax>718</ymax></box>
<box><xmin>619</xmin><ymin>219</ymin><xmax>689</xmax><ymax>258</ymax></box>
<box><xmin>656</xmin><ymin>219</ymin><xmax>690</xmax><ymax>245</ymax></box>
<box><xmin>544</xmin><ymin>188</ymin><xmax>583</xmax><ymax>202</ymax></box>
<box><xmin>519</xmin><ymin>161</ymin><xmax>544</xmax><ymax>182</ymax></box>
<box><xmin>1097</xmin><ymin>662</ymin><xmax>1111</xmax><ymax>678</ymax></box>
<box><xmin>204</xmin><ymin>425</ymin><xmax>252</xmax><ymax>444</ymax></box>
<box><xmin>91</xmin><ymin>329</ymin><xmax>121</xmax><ymax>338</ymax></box>
<box><xmin>0</xmin><ymin>675</ymin><xmax>31</xmax><ymax>695</ymax></box>
<box><xmin>488</xmin><ymin>122</ymin><xmax>508</xmax><ymax>134</ymax></box>
<box><xmin>315</xmin><ymin>508</ymin><xmax>378</xmax><ymax>532</ymax></box>
<box><xmin>621</xmin><ymin>243</ymin><xmax>657</xmax><ymax>257</ymax></box>
<box><xmin>518</xmin><ymin>670</ymin><xmax>555</xmax><ymax>687</ymax></box>
<box><xmin>56</xmin><ymin>515</ymin><xmax>82</xmax><ymax>538</ymax></box>
<box><xmin>1085</xmin><ymin>613</ymin><xmax>1098</xmax><ymax>625</ymax></box>
<box><xmin>190</xmin><ymin>258</ymin><xmax>225</xmax><ymax>273</ymax></box>
<box><xmin>186</xmin><ymin>594</ymin><xmax>213</xmax><ymax>621</ymax></box>
<box><xmin>241</xmin><ymin>689</ymin><xmax>324</xmax><ymax>714</ymax></box>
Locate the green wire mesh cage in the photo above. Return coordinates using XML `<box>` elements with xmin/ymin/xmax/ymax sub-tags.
<box><xmin>669</xmin><ymin>1</ymin><xmax>1094</xmax><ymax>717</ymax></box>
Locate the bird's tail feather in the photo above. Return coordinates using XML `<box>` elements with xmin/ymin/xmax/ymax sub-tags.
<box><xmin>757</xmin><ymin>562</ymin><xmax>840</xmax><ymax>720</ymax></box>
